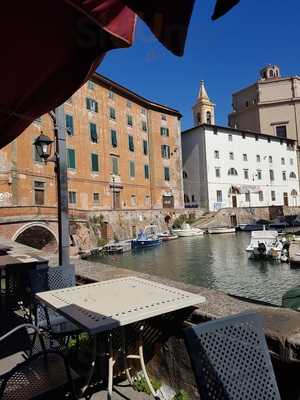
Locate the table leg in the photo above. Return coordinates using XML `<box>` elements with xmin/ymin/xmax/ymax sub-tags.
<box><xmin>121</xmin><ymin>327</ymin><xmax>134</xmax><ymax>386</ymax></box>
<box><xmin>108</xmin><ymin>333</ymin><xmax>116</xmax><ymax>400</ymax></box>
<box><xmin>81</xmin><ymin>335</ymin><xmax>97</xmax><ymax>397</ymax></box>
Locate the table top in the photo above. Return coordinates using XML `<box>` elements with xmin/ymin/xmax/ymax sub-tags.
<box><xmin>0</xmin><ymin>254</ymin><xmax>48</xmax><ymax>270</ymax></box>
<box><xmin>36</xmin><ymin>277</ymin><xmax>206</xmax><ymax>334</ymax></box>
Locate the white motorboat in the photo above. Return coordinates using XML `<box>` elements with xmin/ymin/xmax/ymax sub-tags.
<box><xmin>246</xmin><ymin>229</ymin><xmax>283</xmax><ymax>260</ymax></box>
<box><xmin>208</xmin><ymin>227</ymin><xmax>236</xmax><ymax>234</ymax></box>
<box><xmin>172</xmin><ymin>223</ymin><xmax>205</xmax><ymax>237</ymax></box>
<box><xmin>158</xmin><ymin>231</ymin><xmax>178</xmax><ymax>241</ymax></box>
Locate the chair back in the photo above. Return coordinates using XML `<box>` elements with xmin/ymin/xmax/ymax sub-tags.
<box><xmin>47</xmin><ymin>265</ymin><xmax>75</xmax><ymax>290</ymax></box>
<box><xmin>184</xmin><ymin>312</ymin><xmax>281</xmax><ymax>400</ymax></box>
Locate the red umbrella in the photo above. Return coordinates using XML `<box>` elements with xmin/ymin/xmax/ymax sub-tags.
<box><xmin>0</xmin><ymin>0</ymin><xmax>239</xmax><ymax>148</ymax></box>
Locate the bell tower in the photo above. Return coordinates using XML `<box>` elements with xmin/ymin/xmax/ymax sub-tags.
<box><xmin>193</xmin><ymin>80</ymin><xmax>215</xmax><ymax>127</ymax></box>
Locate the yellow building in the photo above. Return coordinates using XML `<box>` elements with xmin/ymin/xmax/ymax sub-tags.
<box><xmin>0</xmin><ymin>73</ymin><xmax>184</xmax><ymax>218</ymax></box>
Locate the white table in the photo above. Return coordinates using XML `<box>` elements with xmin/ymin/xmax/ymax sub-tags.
<box><xmin>36</xmin><ymin>277</ymin><xmax>206</xmax><ymax>398</ymax></box>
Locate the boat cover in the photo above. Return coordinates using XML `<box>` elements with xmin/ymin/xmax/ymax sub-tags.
<box><xmin>282</xmin><ymin>286</ymin><xmax>300</xmax><ymax>310</ymax></box>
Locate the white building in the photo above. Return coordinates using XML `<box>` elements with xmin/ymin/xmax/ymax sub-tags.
<box><xmin>182</xmin><ymin>80</ymin><xmax>300</xmax><ymax>211</ymax></box>
<box><xmin>182</xmin><ymin>124</ymin><xmax>300</xmax><ymax>211</ymax></box>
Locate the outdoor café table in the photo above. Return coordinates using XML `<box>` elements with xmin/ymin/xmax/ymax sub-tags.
<box><xmin>36</xmin><ymin>276</ymin><xmax>206</xmax><ymax>399</ymax></box>
<box><xmin>0</xmin><ymin>254</ymin><xmax>48</xmax><ymax>308</ymax></box>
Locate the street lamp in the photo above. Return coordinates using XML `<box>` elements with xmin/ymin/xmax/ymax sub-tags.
<box><xmin>33</xmin><ymin>133</ymin><xmax>54</xmax><ymax>161</ymax></box>
<box><xmin>33</xmin><ymin>105</ymin><xmax>70</xmax><ymax>268</ymax></box>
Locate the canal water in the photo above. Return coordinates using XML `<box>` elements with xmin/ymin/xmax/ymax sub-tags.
<box><xmin>91</xmin><ymin>232</ymin><xmax>300</xmax><ymax>305</ymax></box>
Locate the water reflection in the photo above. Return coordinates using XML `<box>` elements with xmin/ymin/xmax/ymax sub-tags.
<box><xmin>91</xmin><ymin>232</ymin><xmax>300</xmax><ymax>305</ymax></box>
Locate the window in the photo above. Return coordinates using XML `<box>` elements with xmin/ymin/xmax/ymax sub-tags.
<box><xmin>67</xmin><ymin>148</ymin><xmax>76</xmax><ymax>169</ymax></box>
<box><xmin>228</xmin><ymin>168</ymin><xmax>238</xmax><ymax>176</ymax></box>
<box><xmin>282</xmin><ymin>171</ymin><xmax>287</xmax><ymax>181</ymax></box>
<box><xmin>34</xmin><ymin>181</ymin><xmax>45</xmax><ymax>205</ymax></box>
<box><xmin>34</xmin><ymin>147</ymin><xmax>43</xmax><ymax>163</ymax></box>
<box><xmin>276</xmin><ymin>125</ymin><xmax>287</xmax><ymax>138</ymax></box>
<box><xmin>215</xmin><ymin>167</ymin><xmax>221</xmax><ymax>178</ymax></box>
<box><xmin>216</xmin><ymin>190</ymin><xmax>222</xmax><ymax>202</ymax></box>
<box><xmin>144</xmin><ymin>165</ymin><xmax>149</xmax><ymax>179</ymax></box>
<box><xmin>127</xmin><ymin>114</ymin><xmax>133</xmax><ymax>127</ymax></box>
<box><xmin>111</xmin><ymin>156</ymin><xmax>119</xmax><ymax>175</ymax></box>
<box><xmin>281</xmin><ymin>157</ymin><xmax>285</xmax><ymax>165</ymax></box>
<box><xmin>66</xmin><ymin>114</ymin><xmax>74</xmax><ymax>135</ymax></box>
<box><xmin>256</xmin><ymin>154</ymin><xmax>261</xmax><ymax>162</ymax></box>
<box><xmin>183</xmin><ymin>171</ymin><xmax>188</xmax><ymax>179</ymax></box>
<box><xmin>271</xmin><ymin>190</ymin><xmax>276</xmax><ymax>201</ymax></box>
<box><xmin>161</xmin><ymin>145</ymin><xmax>170</xmax><ymax>159</ymax></box>
<box><xmin>206</xmin><ymin>111</ymin><xmax>212</xmax><ymax>124</ymax></box>
<box><xmin>86</xmin><ymin>97</ymin><xmax>98</xmax><ymax>112</ymax></box>
<box><xmin>268</xmin><ymin>156</ymin><xmax>273</xmax><ymax>163</ymax></box>
<box><xmin>109</xmin><ymin>107</ymin><xmax>116</xmax><ymax>120</ymax></box>
<box><xmin>143</xmin><ymin>140</ymin><xmax>148</xmax><ymax>156</ymax></box>
<box><xmin>87</xmin><ymin>80</ymin><xmax>94</xmax><ymax>90</ymax></box>
<box><xmin>108</xmin><ymin>90</ymin><xmax>114</xmax><ymax>100</ymax></box>
<box><xmin>229</xmin><ymin>152</ymin><xmax>234</xmax><ymax>160</ymax></box>
<box><xmin>214</xmin><ymin>150</ymin><xmax>219</xmax><ymax>159</ymax></box>
<box><xmin>34</xmin><ymin>117</ymin><xmax>42</xmax><ymax>126</ymax></box>
<box><xmin>89</xmin><ymin>123</ymin><xmax>98</xmax><ymax>143</ymax></box>
<box><xmin>68</xmin><ymin>191</ymin><xmax>76</xmax><ymax>204</ymax></box>
<box><xmin>245</xmin><ymin>192</ymin><xmax>250</xmax><ymax>202</ymax></box>
<box><xmin>290</xmin><ymin>172</ymin><xmax>297</xmax><ymax>178</ymax></box>
<box><xmin>91</xmin><ymin>153</ymin><xmax>99</xmax><ymax>172</ymax></box>
<box><xmin>161</xmin><ymin>114</ymin><xmax>167</xmax><ymax>121</ymax></box>
<box><xmin>128</xmin><ymin>135</ymin><xmax>134</xmax><ymax>152</ymax></box>
<box><xmin>244</xmin><ymin>169</ymin><xmax>249</xmax><ymax>179</ymax></box>
<box><xmin>292</xmin><ymin>189</ymin><xmax>298</xmax><ymax>197</ymax></box>
<box><xmin>142</xmin><ymin>120</ymin><xmax>147</xmax><ymax>132</ymax></box>
<box><xmin>127</xmin><ymin>100</ymin><xmax>132</xmax><ymax>108</ymax></box>
<box><xmin>290</xmin><ymin>158</ymin><xmax>294</xmax><ymax>165</ymax></box>
<box><xmin>145</xmin><ymin>195</ymin><xmax>150</xmax><ymax>206</ymax></box>
<box><xmin>243</xmin><ymin>153</ymin><xmax>247</xmax><ymax>161</ymax></box>
<box><xmin>93</xmin><ymin>193</ymin><xmax>100</xmax><ymax>205</ymax></box>
<box><xmin>164</xmin><ymin>167</ymin><xmax>170</xmax><ymax>181</ymax></box>
<box><xmin>141</xmin><ymin>107</ymin><xmax>146</xmax><ymax>115</ymax></box>
<box><xmin>111</xmin><ymin>129</ymin><xmax>117</xmax><ymax>147</ymax></box>
<box><xmin>131</xmin><ymin>195</ymin><xmax>137</xmax><ymax>207</ymax></box>
<box><xmin>228</xmin><ymin>134</ymin><xmax>233</xmax><ymax>142</ymax></box>
<box><xmin>160</xmin><ymin>127</ymin><xmax>169</xmax><ymax>137</ymax></box>
<box><xmin>259</xmin><ymin>191</ymin><xmax>264</xmax><ymax>202</ymax></box>
<box><xmin>256</xmin><ymin>170</ymin><xmax>262</xmax><ymax>180</ymax></box>
<box><xmin>269</xmin><ymin>169</ymin><xmax>274</xmax><ymax>181</ymax></box>
<box><xmin>129</xmin><ymin>160</ymin><xmax>135</xmax><ymax>177</ymax></box>
<box><xmin>245</xmin><ymin>101</ymin><xmax>249</xmax><ymax>107</ymax></box>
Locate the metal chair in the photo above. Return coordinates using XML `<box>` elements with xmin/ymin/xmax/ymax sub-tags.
<box><xmin>184</xmin><ymin>312</ymin><xmax>281</xmax><ymax>400</ymax></box>
<box><xmin>30</xmin><ymin>265</ymin><xmax>81</xmax><ymax>347</ymax></box>
<box><xmin>0</xmin><ymin>324</ymin><xmax>78</xmax><ymax>399</ymax></box>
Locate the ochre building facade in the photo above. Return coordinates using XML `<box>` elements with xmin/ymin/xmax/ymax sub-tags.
<box><xmin>0</xmin><ymin>73</ymin><xmax>184</xmax><ymax>223</ymax></box>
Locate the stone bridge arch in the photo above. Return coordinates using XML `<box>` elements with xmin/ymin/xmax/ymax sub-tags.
<box><xmin>12</xmin><ymin>222</ymin><xmax>58</xmax><ymax>252</ymax></box>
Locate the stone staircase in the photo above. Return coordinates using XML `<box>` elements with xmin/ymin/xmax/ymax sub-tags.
<box><xmin>191</xmin><ymin>211</ymin><xmax>218</xmax><ymax>228</ymax></box>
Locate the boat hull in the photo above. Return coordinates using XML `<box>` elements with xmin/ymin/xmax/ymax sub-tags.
<box><xmin>172</xmin><ymin>230</ymin><xmax>204</xmax><ymax>237</ymax></box>
<box><xmin>208</xmin><ymin>227</ymin><xmax>236</xmax><ymax>234</ymax></box>
<box><xmin>131</xmin><ymin>239</ymin><xmax>161</xmax><ymax>249</ymax></box>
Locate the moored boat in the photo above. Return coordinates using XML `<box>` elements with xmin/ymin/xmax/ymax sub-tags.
<box><xmin>131</xmin><ymin>225</ymin><xmax>162</xmax><ymax>249</ymax></box>
<box><xmin>158</xmin><ymin>231</ymin><xmax>178</xmax><ymax>241</ymax></box>
<box><xmin>246</xmin><ymin>229</ymin><xmax>283</xmax><ymax>260</ymax></box>
<box><xmin>172</xmin><ymin>223</ymin><xmax>204</xmax><ymax>237</ymax></box>
<box><xmin>208</xmin><ymin>226</ymin><xmax>236</xmax><ymax>234</ymax></box>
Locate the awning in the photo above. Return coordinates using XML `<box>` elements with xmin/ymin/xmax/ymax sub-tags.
<box><xmin>0</xmin><ymin>0</ymin><xmax>239</xmax><ymax>148</ymax></box>
<box><xmin>230</xmin><ymin>185</ymin><xmax>262</xmax><ymax>194</ymax></box>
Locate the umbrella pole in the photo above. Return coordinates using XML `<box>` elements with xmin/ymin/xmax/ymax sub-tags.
<box><xmin>54</xmin><ymin>105</ymin><xmax>70</xmax><ymax>267</ymax></box>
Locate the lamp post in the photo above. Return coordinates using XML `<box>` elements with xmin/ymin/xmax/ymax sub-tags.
<box><xmin>33</xmin><ymin>105</ymin><xmax>70</xmax><ymax>268</ymax></box>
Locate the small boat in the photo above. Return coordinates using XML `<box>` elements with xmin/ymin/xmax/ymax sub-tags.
<box><xmin>158</xmin><ymin>231</ymin><xmax>178</xmax><ymax>241</ymax></box>
<box><xmin>132</xmin><ymin>225</ymin><xmax>162</xmax><ymax>249</ymax></box>
<box><xmin>246</xmin><ymin>229</ymin><xmax>283</xmax><ymax>260</ymax></box>
<box><xmin>237</xmin><ymin>224</ymin><xmax>265</xmax><ymax>232</ymax></box>
<box><xmin>172</xmin><ymin>223</ymin><xmax>204</xmax><ymax>237</ymax></box>
<box><xmin>208</xmin><ymin>226</ymin><xmax>236</xmax><ymax>234</ymax></box>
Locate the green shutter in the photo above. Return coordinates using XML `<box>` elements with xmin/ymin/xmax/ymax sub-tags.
<box><xmin>128</xmin><ymin>135</ymin><xmax>134</xmax><ymax>152</ymax></box>
<box><xmin>111</xmin><ymin>130</ymin><xmax>118</xmax><ymax>147</ymax></box>
<box><xmin>67</xmin><ymin>149</ymin><xmax>76</xmax><ymax>169</ymax></box>
<box><xmin>91</xmin><ymin>153</ymin><xmax>99</xmax><ymax>172</ymax></box>
<box><xmin>90</xmin><ymin>123</ymin><xmax>98</xmax><ymax>143</ymax></box>
<box><xmin>112</xmin><ymin>156</ymin><xmax>119</xmax><ymax>175</ymax></box>
<box><xmin>86</xmin><ymin>97</ymin><xmax>90</xmax><ymax>110</ymax></box>
<box><xmin>144</xmin><ymin>165</ymin><xmax>149</xmax><ymax>179</ymax></box>
<box><xmin>164</xmin><ymin>167</ymin><xmax>170</xmax><ymax>181</ymax></box>
<box><xmin>129</xmin><ymin>161</ymin><xmax>135</xmax><ymax>177</ymax></box>
<box><xmin>143</xmin><ymin>140</ymin><xmax>148</xmax><ymax>155</ymax></box>
<box><xmin>66</xmin><ymin>114</ymin><xmax>74</xmax><ymax>135</ymax></box>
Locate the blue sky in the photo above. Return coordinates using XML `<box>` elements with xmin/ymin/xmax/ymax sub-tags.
<box><xmin>98</xmin><ymin>0</ymin><xmax>300</xmax><ymax>130</ymax></box>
